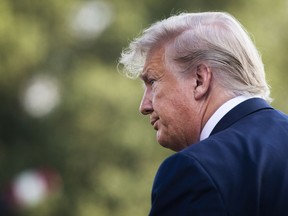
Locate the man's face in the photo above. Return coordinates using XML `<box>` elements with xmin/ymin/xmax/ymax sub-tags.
<box><xmin>139</xmin><ymin>47</ymin><xmax>202</xmax><ymax>151</ymax></box>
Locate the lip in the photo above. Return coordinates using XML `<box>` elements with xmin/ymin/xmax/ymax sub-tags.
<box><xmin>150</xmin><ymin>117</ymin><xmax>159</xmax><ymax>130</ymax></box>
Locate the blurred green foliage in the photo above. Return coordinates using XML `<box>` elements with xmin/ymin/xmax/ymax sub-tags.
<box><xmin>0</xmin><ymin>0</ymin><xmax>287</xmax><ymax>215</ymax></box>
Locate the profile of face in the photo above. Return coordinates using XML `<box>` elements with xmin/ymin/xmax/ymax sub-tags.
<box><xmin>139</xmin><ymin>47</ymin><xmax>203</xmax><ymax>151</ymax></box>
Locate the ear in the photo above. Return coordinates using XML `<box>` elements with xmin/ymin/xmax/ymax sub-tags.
<box><xmin>193</xmin><ymin>64</ymin><xmax>212</xmax><ymax>100</ymax></box>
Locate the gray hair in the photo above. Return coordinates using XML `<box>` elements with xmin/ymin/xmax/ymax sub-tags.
<box><xmin>119</xmin><ymin>12</ymin><xmax>272</xmax><ymax>102</ymax></box>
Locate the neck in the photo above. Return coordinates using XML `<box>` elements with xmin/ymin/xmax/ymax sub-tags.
<box><xmin>199</xmin><ymin>87</ymin><xmax>234</xmax><ymax>133</ymax></box>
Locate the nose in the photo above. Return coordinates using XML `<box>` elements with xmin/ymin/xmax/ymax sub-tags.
<box><xmin>139</xmin><ymin>88</ymin><xmax>153</xmax><ymax>115</ymax></box>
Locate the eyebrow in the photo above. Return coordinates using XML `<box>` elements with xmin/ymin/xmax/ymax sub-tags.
<box><xmin>140</xmin><ymin>70</ymin><xmax>149</xmax><ymax>82</ymax></box>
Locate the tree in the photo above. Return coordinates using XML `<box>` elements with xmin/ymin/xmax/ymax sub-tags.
<box><xmin>0</xmin><ymin>0</ymin><xmax>286</xmax><ymax>215</ymax></box>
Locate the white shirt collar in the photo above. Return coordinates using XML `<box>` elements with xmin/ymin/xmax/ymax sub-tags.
<box><xmin>200</xmin><ymin>95</ymin><xmax>254</xmax><ymax>141</ymax></box>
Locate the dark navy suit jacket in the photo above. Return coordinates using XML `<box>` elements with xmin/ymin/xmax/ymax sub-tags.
<box><xmin>149</xmin><ymin>98</ymin><xmax>288</xmax><ymax>216</ymax></box>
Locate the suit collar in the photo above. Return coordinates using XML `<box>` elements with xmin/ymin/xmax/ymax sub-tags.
<box><xmin>210</xmin><ymin>98</ymin><xmax>273</xmax><ymax>136</ymax></box>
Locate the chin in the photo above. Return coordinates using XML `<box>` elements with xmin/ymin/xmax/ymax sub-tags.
<box><xmin>157</xmin><ymin>130</ymin><xmax>186</xmax><ymax>151</ymax></box>
<box><xmin>158</xmin><ymin>135</ymin><xmax>189</xmax><ymax>152</ymax></box>
<box><xmin>158</xmin><ymin>140</ymin><xmax>182</xmax><ymax>152</ymax></box>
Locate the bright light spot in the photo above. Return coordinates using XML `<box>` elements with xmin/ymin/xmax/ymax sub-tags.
<box><xmin>71</xmin><ymin>1</ymin><xmax>113</xmax><ymax>40</ymax></box>
<box><xmin>22</xmin><ymin>75</ymin><xmax>60</xmax><ymax>118</ymax></box>
<box><xmin>13</xmin><ymin>171</ymin><xmax>47</xmax><ymax>207</ymax></box>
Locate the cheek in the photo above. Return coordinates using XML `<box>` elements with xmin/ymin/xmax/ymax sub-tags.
<box><xmin>153</xmin><ymin>86</ymin><xmax>195</xmax><ymax>122</ymax></box>
<box><xmin>164</xmin><ymin>100</ymin><xmax>198</xmax><ymax>134</ymax></box>
<box><xmin>159</xmin><ymin>103</ymin><xmax>190</xmax><ymax>129</ymax></box>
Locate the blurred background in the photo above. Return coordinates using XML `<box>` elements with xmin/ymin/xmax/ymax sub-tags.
<box><xmin>0</xmin><ymin>0</ymin><xmax>287</xmax><ymax>215</ymax></box>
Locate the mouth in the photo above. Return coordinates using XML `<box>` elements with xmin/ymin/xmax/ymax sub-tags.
<box><xmin>150</xmin><ymin>118</ymin><xmax>159</xmax><ymax>130</ymax></box>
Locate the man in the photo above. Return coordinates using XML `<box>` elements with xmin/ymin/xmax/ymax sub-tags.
<box><xmin>119</xmin><ymin>12</ymin><xmax>288</xmax><ymax>216</ymax></box>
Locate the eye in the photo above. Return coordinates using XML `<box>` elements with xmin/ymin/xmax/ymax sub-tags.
<box><xmin>148</xmin><ymin>79</ymin><xmax>156</xmax><ymax>86</ymax></box>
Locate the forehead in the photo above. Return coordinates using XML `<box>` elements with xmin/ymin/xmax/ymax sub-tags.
<box><xmin>140</xmin><ymin>47</ymin><xmax>166</xmax><ymax>79</ymax></box>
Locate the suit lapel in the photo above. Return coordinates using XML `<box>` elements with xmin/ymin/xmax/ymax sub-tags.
<box><xmin>210</xmin><ymin>98</ymin><xmax>273</xmax><ymax>136</ymax></box>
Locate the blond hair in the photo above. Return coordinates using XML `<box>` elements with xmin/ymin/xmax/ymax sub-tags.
<box><xmin>119</xmin><ymin>12</ymin><xmax>271</xmax><ymax>102</ymax></box>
